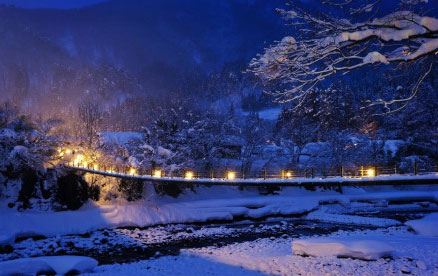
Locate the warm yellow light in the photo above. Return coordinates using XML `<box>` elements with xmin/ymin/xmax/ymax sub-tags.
<box><xmin>129</xmin><ymin>168</ymin><xmax>136</xmax><ymax>176</ymax></box>
<box><xmin>59</xmin><ymin>152</ymin><xmax>64</xmax><ymax>157</ymax></box>
<box><xmin>94</xmin><ymin>164</ymin><xmax>99</xmax><ymax>170</ymax></box>
<box><xmin>286</xmin><ymin>171</ymin><xmax>293</xmax><ymax>178</ymax></box>
<box><xmin>73</xmin><ymin>154</ymin><xmax>84</xmax><ymax>167</ymax></box>
<box><xmin>227</xmin><ymin>171</ymin><xmax>236</xmax><ymax>180</ymax></box>
<box><xmin>57</xmin><ymin>147</ymin><xmax>62</xmax><ymax>153</ymax></box>
<box><xmin>367</xmin><ymin>168</ymin><xmax>375</xmax><ymax>177</ymax></box>
<box><xmin>153</xmin><ymin>170</ymin><xmax>162</xmax><ymax>178</ymax></box>
<box><xmin>185</xmin><ymin>171</ymin><xmax>194</xmax><ymax>180</ymax></box>
<box><xmin>65</xmin><ymin>149</ymin><xmax>72</xmax><ymax>154</ymax></box>
<box><xmin>83</xmin><ymin>162</ymin><xmax>88</xmax><ymax>168</ymax></box>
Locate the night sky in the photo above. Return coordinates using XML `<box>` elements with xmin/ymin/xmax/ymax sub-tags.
<box><xmin>0</xmin><ymin>0</ymin><xmax>107</xmax><ymax>9</ymax></box>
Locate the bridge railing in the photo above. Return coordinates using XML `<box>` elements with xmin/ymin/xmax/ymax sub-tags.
<box><xmin>65</xmin><ymin>159</ymin><xmax>438</xmax><ymax>181</ymax></box>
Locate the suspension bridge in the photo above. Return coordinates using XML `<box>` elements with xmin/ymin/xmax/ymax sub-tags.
<box><xmin>65</xmin><ymin>164</ymin><xmax>438</xmax><ymax>188</ymax></box>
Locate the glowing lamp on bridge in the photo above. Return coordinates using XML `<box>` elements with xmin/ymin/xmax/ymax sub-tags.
<box><xmin>129</xmin><ymin>168</ymin><xmax>137</xmax><ymax>176</ymax></box>
<box><xmin>227</xmin><ymin>171</ymin><xmax>236</xmax><ymax>180</ymax></box>
<box><xmin>285</xmin><ymin>171</ymin><xmax>293</xmax><ymax>178</ymax></box>
<box><xmin>185</xmin><ymin>171</ymin><xmax>194</xmax><ymax>180</ymax></box>
<box><xmin>93</xmin><ymin>164</ymin><xmax>99</xmax><ymax>170</ymax></box>
<box><xmin>83</xmin><ymin>161</ymin><xmax>88</xmax><ymax>168</ymax></box>
<box><xmin>367</xmin><ymin>168</ymin><xmax>375</xmax><ymax>177</ymax></box>
<box><xmin>153</xmin><ymin>170</ymin><xmax>162</xmax><ymax>178</ymax></box>
<box><xmin>73</xmin><ymin>154</ymin><xmax>84</xmax><ymax>167</ymax></box>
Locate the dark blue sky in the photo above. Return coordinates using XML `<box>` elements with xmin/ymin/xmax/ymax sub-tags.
<box><xmin>0</xmin><ymin>0</ymin><xmax>107</xmax><ymax>9</ymax></box>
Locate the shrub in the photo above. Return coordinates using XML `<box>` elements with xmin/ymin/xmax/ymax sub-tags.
<box><xmin>88</xmin><ymin>184</ymin><xmax>101</xmax><ymax>201</ymax></box>
<box><xmin>17</xmin><ymin>167</ymin><xmax>38</xmax><ymax>209</ymax></box>
<box><xmin>56</xmin><ymin>173</ymin><xmax>89</xmax><ymax>210</ymax></box>
<box><xmin>153</xmin><ymin>181</ymin><xmax>183</xmax><ymax>198</ymax></box>
<box><xmin>118</xmin><ymin>178</ymin><xmax>144</xmax><ymax>201</ymax></box>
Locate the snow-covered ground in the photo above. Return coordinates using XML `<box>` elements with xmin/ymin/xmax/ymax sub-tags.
<box><xmin>406</xmin><ymin>213</ymin><xmax>438</xmax><ymax>237</ymax></box>
<box><xmin>2</xmin><ymin>184</ymin><xmax>438</xmax><ymax>275</ymax></box>
<box><xmin>83</xmin><ymin>226</ymin><xmax>438</xmax><ymax>276</ymax></box>
<box><xmin>292</xmin><ymin>238</ymin><xmax>395</xmax><ymax>260</ymax></box>
<box><xmin>1</xmin><ymin>185</ymin><xmax>437</xmax><ymax>243</ymax></box>
<box><xmin>0</xmin><ymin>256</ymin><xmax>97</xmax><ymax>275</ymax></box>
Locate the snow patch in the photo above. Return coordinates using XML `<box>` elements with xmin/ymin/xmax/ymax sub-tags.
<box><xmin>363</xmin><ymin>51</ymin><xmax>389</xmax><ymax>64</ymax></box>
<box><xmin>0</xmin><ymin>256</ymin><xmax>97</xmax><ymax>275</ymax></box>
<box><xmin>305</xmin><ymin>210</ymin><xmax>401</xmax><ymax>227</ymax></box>
<box><xmin>292</xmin><ymin>238</ymin><xmax>394</xmax><ymax>260</ymax></box>
<box><xmin>384</xmin><ymin>140</ymin><xmax>404</xmax><ymax>158</ymax></box>
<box><xmin>405</xmin><ymin>213</ymin><xmax>438</xmax><ymax>237</ymax></box>
<box><xmin>157</xmin><ymin>146</ymin><xmax>173</xmax><ymax>157</ymax></box>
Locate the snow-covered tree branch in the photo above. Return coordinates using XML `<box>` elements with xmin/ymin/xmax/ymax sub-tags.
<box><xmin>249</xmin><ymin>0</ymin><xmax>438</xmax><ymax>112</ymax></box>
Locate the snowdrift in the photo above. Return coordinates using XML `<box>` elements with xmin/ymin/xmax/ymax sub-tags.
<box><xmin>292</xmin><ymin>238</ymin><xmax>394</xmax><ymax>260</ymax></box>
<box><xmin>0</xmin><ymin>256</ymin><xmax>97</xmax><ymax>275</ymax></box>
<box><xmin>405</xmin><ymin>212</ymin><xmax>438</xmax><ymax>237</ymax></box>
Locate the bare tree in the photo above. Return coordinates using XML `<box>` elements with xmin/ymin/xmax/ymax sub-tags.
<box><xmin>249</xmin><ymin>0</ymin><xmax>438</xmax><ymax>113</ymax></box>
<box><xmin>78</xmin><ymin>97</ymin><xmax>103</xmax><ymax>148</ymax></box>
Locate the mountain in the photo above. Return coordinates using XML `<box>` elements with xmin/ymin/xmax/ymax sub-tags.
<box><xmin>0</xmin><ymin>0</ymin><xmax>288</xmax><ymax>116</ymax></box>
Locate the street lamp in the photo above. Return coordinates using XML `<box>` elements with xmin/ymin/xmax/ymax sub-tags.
<box><xmin>129</xmin><ymin>168</ymin><xmax>136</xmax><ymax>176</ymax></box>
<box><xmin>367</xmin><ymin>168</ymin><xmax>375</xmax><ymax>177</ymax></box>
<box><xmin>153</xmin><ymin>170</ymin><xmax>162</xmax><ymax>178</ymax></box>
<box><xmin>185</xmin><ymin>171</ymin><xmax>194</xmax><ymax>180</ymax></box>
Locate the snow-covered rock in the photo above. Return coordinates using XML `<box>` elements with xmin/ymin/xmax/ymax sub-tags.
<box><xmin>0</xmin><ymin>234</ymin><xmax>13</xmax><ymax>246</ymax></box>
<box><xmin>292</xmin><ymin>238</ymin><xmax>394</xmax><ymax>260</ymax></box>
<box><xmin>405</xmin><ymin>213</ymin><xmax>438</xmax><ymax>237</ymax></box>
<box><xmin>0</xmin><ymin>256</ymin><xmax>98</xmax><ymax>275</ymax></box>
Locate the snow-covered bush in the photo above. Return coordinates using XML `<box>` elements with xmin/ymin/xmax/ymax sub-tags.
<box><xmin>0</xmin><ymin>102</ymin><xmax>59</xmax><ymax>209</ymax></box>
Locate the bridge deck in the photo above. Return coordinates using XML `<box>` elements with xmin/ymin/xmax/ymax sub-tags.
<box><xmin>65</xmin><ymin>166</ymin><xmax>438</xmax><ymax>187</ymax></box>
